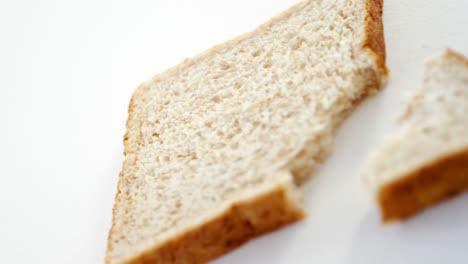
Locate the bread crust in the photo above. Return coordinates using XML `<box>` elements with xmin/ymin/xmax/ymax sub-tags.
<box><xmin>378</xmin><ymin>149</ymin><xmax>468</xmax><ymax>222</ymax></box>
<box><xmin>363</xmin><ymin>0</ymin><xmax>387</xmax><ymax>77</ymax></box>
<box><xmin>106</xmin><ymin>0</ymin><xmax>387</xmax><ymax>262</ymax></box>
<box><xmin>445</xmin><ymin>49</ymin><xmax>468</xmax><ymax>67</ymax></box>
<box><xmin>125</xmin><ymin>186</ymin><xmax>304</xmax><ymax>264</ymax></box>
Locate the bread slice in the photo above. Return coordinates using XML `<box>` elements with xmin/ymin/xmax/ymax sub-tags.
<box><xmin>106</xmin><ymin>0</ymin><xmax>386</xmax><ymax>263</ymax></box>
<box><xmin>363</xmin><ymin>49</ymin><xmax>468</xmax><ymax>222</ymax></box>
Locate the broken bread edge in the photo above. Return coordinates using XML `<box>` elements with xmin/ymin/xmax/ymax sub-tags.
<box><xmin>106</xmin><ymin>0</ymin><xmax>387</xmax><ymax>263</ymax></box>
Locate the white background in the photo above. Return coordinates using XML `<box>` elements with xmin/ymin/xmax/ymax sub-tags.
<box><xmin>1</xmin><ymin>0</ymin><xmax>467</xmax><ymax>263</ymax></box>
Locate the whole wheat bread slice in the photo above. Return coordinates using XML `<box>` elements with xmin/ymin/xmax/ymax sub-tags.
<box><xmin>107</xmin><ymin>0</ymin><xmax>386</xmax><ymax>263</ymax></box>
<box><xmin>362</xmin><ymin>49</ymin><xmax>468</xmax><ymax>222</ymax></box>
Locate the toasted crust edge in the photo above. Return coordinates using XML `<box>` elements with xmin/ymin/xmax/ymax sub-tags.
<box><xmin>125</xmin><ymin>186</ymin><xmax>304</xmax><ymax>264</ymax></box>
<box><xmin>445</xmin><ymin>48</ymin><xmax>468</xmax><ymax>67</ymax></box>
<box><xmin>363</xmin><ymin>0</ymin><xmax>388</xmax><ymax>77</ymax></box>
<box><xmin>106</xmin><ymin>0</ymin><xmax>387</xmax><ymax>262</ymax></box>
<box><xmin>378</xmin><ymin>149</ymin><xmax>468</xmax><ymax>222</ymax></box>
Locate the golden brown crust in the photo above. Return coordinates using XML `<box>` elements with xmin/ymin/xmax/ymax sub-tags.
<box><xmin>378</xmin><ymin>149</ymin><xmax>468</xmax><ymax>222</ymax></box>
<box><xmin>363</xmin><ymin>0</ymin><xmax>388</xmax><ymax>76</ymax></box>
<box><xmin>126</xmin><ymin>187</ymin><xmax>304</xmax><ymax>264</ymax></box>
<box><xmin>445</xmin><ymin>49</ymin><xmax>468</xmax><ymax>67</ymax></box>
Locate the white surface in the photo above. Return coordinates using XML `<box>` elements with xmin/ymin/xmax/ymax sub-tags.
<box><xmin>1</xmin><ymin>0</ymin><xmax>467</xmax><ymax>263</ymax></box>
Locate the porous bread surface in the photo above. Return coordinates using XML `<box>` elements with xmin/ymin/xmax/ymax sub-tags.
<box><xmin>362</xmin><ymin>49</ymin><xmax>468</xmax><ymax>221</ymax></box>
<box><xmin>107</xmin><ymin>0</ymin><xmax>386</xmax><ymax>263</ymax></box>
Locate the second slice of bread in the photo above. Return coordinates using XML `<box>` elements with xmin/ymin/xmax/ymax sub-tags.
<box><xmin>363</xmin><ymin>49</ymin><xmax>468</xmax><ymax>222</ymax></box>
<box><xmin>107</xmin><ymin>0</ymin><xmax>387</xmax><ymax>263</ymax></box>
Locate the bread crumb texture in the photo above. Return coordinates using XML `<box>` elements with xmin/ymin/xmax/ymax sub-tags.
<box><xmin>107</xmin><ymin>0</ymin><xmax>386</xmax><ymax>263</ymax></box>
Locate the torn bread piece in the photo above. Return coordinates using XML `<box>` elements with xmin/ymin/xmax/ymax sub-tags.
<box><xmin>107</xmin><ymin>0</ymin><xmax>386</xmax><ymax>263</ymax></box>
<box><xmin>363</xmin><ymin>49</ymin><xmax>468</xmax><ymax>222</ymax></box>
